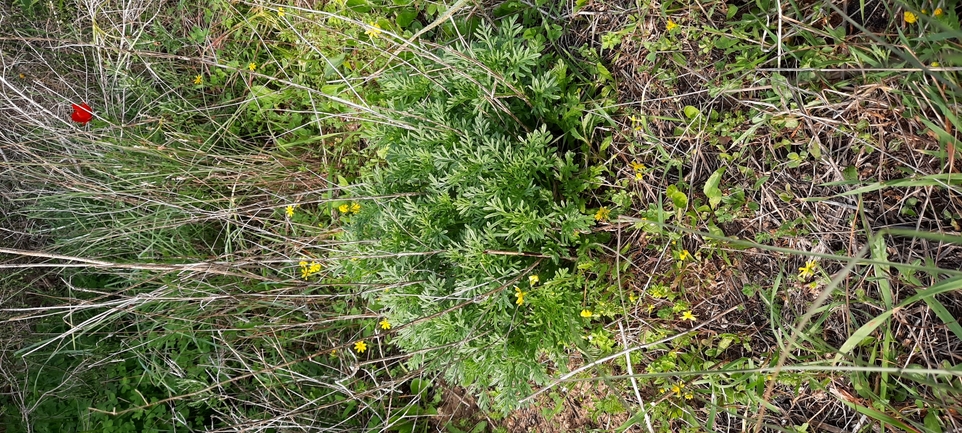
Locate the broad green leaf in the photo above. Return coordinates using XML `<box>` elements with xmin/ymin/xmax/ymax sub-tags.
<box><xmin>704</xmin><ymin>167</ymin><xmax>725</xmax><ymax>209</ymax></box>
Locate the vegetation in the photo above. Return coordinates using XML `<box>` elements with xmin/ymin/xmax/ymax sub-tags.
<box><xmin>2</xmin><ymin>0</ymin><xmax>961</xmax><ymax>432</ymax></box>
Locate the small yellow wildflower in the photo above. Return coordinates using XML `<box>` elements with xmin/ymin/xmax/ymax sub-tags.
<box><xmin>529</xmin><ymin>275</ymin><xmax>539</xmax><ymax>286</ymax></box>
<box><xmin>277</xmin><ymin>7</ymin><xmax>285</xmax><ymax>16</ymax></box>
<box><xmin>350</xmin><ymin>202</ymin><xmax>361</xmax><ymax>214</ymax></box>
<box><xmin>379</xmin><ymin>319</ymin><xmax>391</xmax><ymax>330</ymax></box>
<box><xmin>193</xmin><ymin>74</ymin><xmax>203</xmax><ymax>85</ymax></box>
<box><xmin>338</xmin><ymin>204</ymin><xmax>350</xmax><ymax>213</ymax></box>
<box><xmin>594</xmin><ymin>206</ymin><xmax>611</xmax><ymax>222</ymax></box>
<box><xmin>248</xmin><ymin>62</ymin><xmax>257</xmax><ymax>71</ymax></box>
<box><xmin>635</xmin><ymin>171</ymin><xmax>644</xmax><ymax>181</ymax></box>
<box><xmin>365</xmin><ymin>22</ymin><xmax>382</xmax><ymax>38</ymax></box>
<box><xmin>671</xmin><ymin>384</ymin><xmax>682</xmax><ymax>395</ymax></box>
<box><xmin>905</xmin><ymin>11</ymin><xmax>918</xmax><ymax>24</ymax></box>
<box><xmin>678</xmin><ymin>249</ymin><xmax>692</xmax><ymax>261</ymax></box>
<box><xmin>799</xmin><ymin>260</ymin><xmax>817</xmax><ymax>278</ymax></box>
<box><xmin>300</xmin><ymin>260</ymin><xmax>321</xmax><ymax>279</ymax></box>
<box><xmin>629</xmin><ymin>293</ymin><xmax>637</xmax><ymax>303</ymax></box>
<box><xmin>580</xmin><ymin>309</ymin><xmax>593</xmax><ymax>318</ymax></box>
<box><xmin>666</xmin><ymin>19</ymin><xmax>678</xmax><ymax>31</ymax></box>
<box><xmin>286</xmin><ymin>205</ymin><xmax>295</xmax><ymax>217</ymax></box>
<box><xmin>354</xmin><ymin>340</ymin><xmax>367</xmax><ymax>353</ymax></box>
<box><xmin>935</xmin><ymin>8</ymin><xmax>944</xmax><ymax>17</ymax></box>
<box><xmin>630</xmin><ymin>161</ymin><xmax>646</xmax><ymax>172</ymax></box>
<box><xmin>514</xmin><ymin>286</ymin><xmax>525</xmax><ymax>306</ymax></box>
<box><xmin>684</xmin><ymin>391</ymin><xmax>694</xmax><ymax>400</ymax></box>
<box><xmin>921</xmin><ymin>8</ymin><xmax>928</xmax><ymax>14</ymax></box>
<box><xmin>932</xmin><ymin>62</ymin><xmax>941</xmax><ymax>68</ymax></box>
<box><xmin>680</xmin><ymin>310</ymin><xmax>697</xmax><ymax>322</ymax></box>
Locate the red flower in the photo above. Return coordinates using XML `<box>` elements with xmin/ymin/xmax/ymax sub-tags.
<box><xmin>71</xmin><ymin>103</ymin><xmax>93</xmax><ymax>124</ymax></box>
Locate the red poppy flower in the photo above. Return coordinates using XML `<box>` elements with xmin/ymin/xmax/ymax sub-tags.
<box><xmin>71</xmin><ymin>103</ymin><xmax>93</xmax><ymax>124</ymax></box>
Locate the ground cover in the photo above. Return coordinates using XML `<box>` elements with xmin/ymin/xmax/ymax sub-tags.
<box><xmin>1</xmin><ymin>0</ymin><xmax>961</xmax><ymax>432</ymax></box>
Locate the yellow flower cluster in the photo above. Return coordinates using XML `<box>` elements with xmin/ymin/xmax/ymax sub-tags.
<box><xmin>594</xmin><ymin>206</ymin><xmax>611</xmax><ymax>222</ymax></box>
<box><xmin>365</xmin><ymin>22</ymin><xmax>382</xmax><ymax>38</ymax></box>
<box><xmin>299</xmin><ymin>260</ymin><xmax>321</xmax><ymax>279</ymax></box>
<box><xmin>630</xmin><ymin>161</ymin><xmax>646</xmax><ymax>180</ymax></box>
<box><xmin>663</xmin><ymin>382</ymin><xmax>693</xmax><ymax>400</ymax></box>
<box><xmin>339</xmin><ymin>202</ymin><xmax>361</xmax><ymax>214</ymax></box>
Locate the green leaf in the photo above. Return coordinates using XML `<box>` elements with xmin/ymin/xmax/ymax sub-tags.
<box><xmin>396</xmin><ymin>8</ymin><xmax>418</xmax><ymax>28</ymax></box>
<box><xmin>410</xmin><ymin>378</ymin><xmax>432</xmax><ymax>396</ymax></box>
<box><xmin>683</xmin><ymin>105</ymin><xmax>700</xmax><ymax>120</ymax></box>
<box><xmin>704</xmin><ymin>167</ymin><xmax>725</xmax><ymax>209</ymax></box>
<box><xmin>666</xmin><ymin>185</ymin><xmax>688</xmax><ymax>210</ymax></box>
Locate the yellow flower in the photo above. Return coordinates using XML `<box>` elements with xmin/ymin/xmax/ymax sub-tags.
<box><xmin>277</xmin><ymin>7</ymin><xmax>285</xmax><ymax>16</ymax></box>
<box><xmin>353</xmin><ymin>340</ymin><xmax>367</xmax><ymax>353</ymax></box>
<box><xmin>635</xmin><ymin>171</ymin><xmax>644</xmax><ymax>181</ymax></box>
<box><xmin>248</xmin><ymin>62</ymin><xmax>257</xmax><ymax>71</ymax></box>
<box><xmin>684</xmin><ymin>391</ymin><xmax>694</xmax><ymax>400</ymax></box>
<box><xmin>350</xmin><ymin>202</ymin><xmax>361</xmax><ymax>214</ymax></box>
<box><xmin>935</xmin><ymin>8</ymin><xmax>944</xmax><ymax>16</ymax></box>
<box><xmin>904</xmin><ymin>11</ymin><xmax>917</xmax><ymax>24</ymax></box>
<box><xmin>529</xmin><ymin>275</ymin><xmax>539</xmax><ymax>286</ymax></box>
<box><xmin>798</xmin><ymin>260</ymin><xmax>817</xmax><ymax>278</ymax></box>
<box><xmin>594</xmin><ymin>206</ymin><xmax>610</xmax><ymax>222</ymax></box>
<box><xmin>680</xmin><ymin>310</ymin><xmax>697</xmax><ymax>322</ymax></box>
<box><xmin>193</xmin><ymin>74</ymin><xmax>203</xmax><ymax>85</ymax></box>
<box><xmin>286</xmin><ymin>205</ymin><xmax>295</xmax><ymax>217</ymax></box>
<box><xmin>338</xmin><ymin>204</ymin><xmax>350</xmax><ymax>213</ymax></box>
<box><xmin>379</xmin><ymin>319</ymin><xmax>391</xmax><ymax>330</ymax></box>
<box><xmin>671</xmin><ymin>384</ymin><xmax>681</xmax><ymax>395</ymax></box>
<box><xmin>630</xmin><ymin>161</ymin><xmax>645</xmax><ymax>172</ymax></box>
<box><xmin>932</xmin><ymin>62</ymin><xmax>940</xmax><ymax>68</ymax></box>
<box><xmin>666</xmin><ymin>19</ymin><xmax>678</xmax><ymax>31</ymax></box>
<box><xmin>514</xmin><ymin>286</ymin><xmax>525</xmax><ymax>306</ymax></box>
<box><xmin>580</xmin><ymin>309</ymin><xmax>593</xmax><ymax>318</ymax></box>
<box><xmin>365</xmin><ymin>22</ymin><xmax>382</xmax><ymax>38</ymax></box>
<box><xmin>678</xmin><ymin>249</ymin><xmax>692</xmax><ymax>261</ymax></box>
<box><xmin>300</xmin><ymin>260</ymin><xmax>321</xmax><ymax>279</ymax></box>
<box><xmin>922</xmin><ymin>9</ymin><xmax>928</xmax><ymax>14</ymax></box>
<box><xmin>629</xmin><ymin>293</ymin><xmax>637</xmax><ymax>303</ymax></box>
